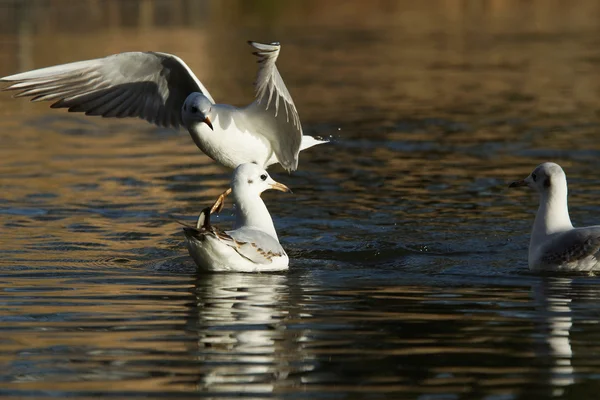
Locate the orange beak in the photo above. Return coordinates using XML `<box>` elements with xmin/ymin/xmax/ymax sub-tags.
<box><xmin>270</xmin><ymin>181</ymin><xmax>292</xmax><ymax>193</ymax></box>
<box><xmin>203</xmin><ymin>116</ymin><xmax>213</xmax><ymax>130</ymax></box>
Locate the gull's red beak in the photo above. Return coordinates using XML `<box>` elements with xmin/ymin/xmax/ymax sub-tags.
<box><xmin>203</xmin><ymin>116</ymin><xmax>213</xmax><ymax>130</ymax></box>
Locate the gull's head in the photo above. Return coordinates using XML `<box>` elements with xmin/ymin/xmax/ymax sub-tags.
<box><xmin>509</xmin><ymin>162</ymin><xmax>567</xmax><ymax>196</ymax></box>
<box><xmin>232</xmin><ymin>163</ymin><xmax>291</xmax><ymax>197</ymax></box>
<box><xmin>182</xmin><ymin>93</ymin><xmax>214</xmax><ymax>130</ymax></box>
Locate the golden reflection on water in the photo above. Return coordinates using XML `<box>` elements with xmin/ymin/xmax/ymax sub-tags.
<box><xmin>3</xmin><ymin>0</ymin><xmax>600</xmax><ymax>119</ymax></box>
<box><xmin>0</xmin><ymin>269</ymin><xmax>597</xmax><ymax>397</ymax></box>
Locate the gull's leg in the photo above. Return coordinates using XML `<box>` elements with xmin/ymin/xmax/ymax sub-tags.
<box><xmin>210</xmin><ymin>188</ymin><xmax>232</xmax><ymax>214</ymax></box>
<box><xmin>196</xmin><ymin>188</ymin><xmax>232</xmax><ymax>229</ymax></box>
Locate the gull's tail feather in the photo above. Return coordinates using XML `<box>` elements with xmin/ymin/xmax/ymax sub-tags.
<box><xmin>300</xmin><ymin>135</ymin><xmax>329</xmax><ymax>151</ymax></box>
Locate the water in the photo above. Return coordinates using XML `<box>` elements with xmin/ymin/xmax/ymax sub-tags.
<box><xmin>2</xmin><ymin>0</ymin><xmax>600</xmax><ymax>398</ymax></box>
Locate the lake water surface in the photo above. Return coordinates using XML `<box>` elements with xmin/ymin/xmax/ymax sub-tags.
<box><xmin>2</xmin><ymin>1</ymin><xmax>600</xmax><ymax>398</ymax></box>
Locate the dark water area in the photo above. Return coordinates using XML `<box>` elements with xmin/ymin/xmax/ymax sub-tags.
<box><xmin>2</xmin><ymin>0</ymin><xmax>600</xmax><ymax>398</ymax></box>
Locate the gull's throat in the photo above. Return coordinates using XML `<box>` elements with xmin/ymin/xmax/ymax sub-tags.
<box><xmin>233</xmin><ymin>191</ymin><xmax>278</xmax><ymax>240</ymax></box>
<box><xmin>532</xmin><ymin>186</ymin><xmax>573</xmax><ymax>240</ymax></box>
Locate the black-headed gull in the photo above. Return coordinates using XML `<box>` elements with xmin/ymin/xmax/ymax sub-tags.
<box><xmin>183</xmin><ymin>163</ymin><xmax>290</xmax><ymax>272</ymax></box>
<box><xmin>510</xmin><ymin>162</ymin><xmax>600</xmax><ymax>272</ymax></box>
<box><xmin>1</xmin><ymin>42</ymin><xmax>326</xmax><ymax>171</ymax></box>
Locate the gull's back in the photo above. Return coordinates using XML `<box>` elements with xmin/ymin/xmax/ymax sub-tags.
<box><xmin>226</xmin><ymin>227</ymin><xmax>287</xmax><ymax>265</ymax></box>
<box><xmin>532</xmin><ymin>226</ymin><xmax>600</xmax><ymax>272</ymax></box>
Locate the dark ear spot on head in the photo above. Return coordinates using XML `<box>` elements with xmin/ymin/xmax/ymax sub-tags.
<box><xmin>247</xmin><ymin>179</ymin><xmax>253</xmax><ymax>184</ymax></box>
<box><xmin>544</xmin><ymin>176</ymin><xmax>551</xmax><ymax>188</ymax></box>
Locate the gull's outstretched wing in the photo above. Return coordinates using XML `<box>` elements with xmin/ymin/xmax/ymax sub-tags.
<box><xmin>244</xmin><ymin>41</ymin><xmax>302</xmax><ymax>171</ymax></box>
<box><xmin>1</xmin><ymin>52</ymin><xmax>214</xmax><ymax>128</ymax></box>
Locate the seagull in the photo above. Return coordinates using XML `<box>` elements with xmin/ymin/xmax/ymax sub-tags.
<box><xmin>0</xmin><ymin>42</ymin><xmax>326</xmax><ymax>171</ymax></box>
<box><xmin>183</xmin><ymin>163</ymin><xmax>290</xmax><ymax>272</ymax></box>
<box><xmin>509</xmin><ymin>162</ymin><xmax>600</xmax><ymax>272</ymax></box>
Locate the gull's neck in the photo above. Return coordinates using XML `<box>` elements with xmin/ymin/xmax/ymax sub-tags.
<box><xmin>233</xmin><ymin>189</ymin><xmax>278</xmax><ymax>240</ymax></box>
<box><xmin>531</xmin><ymin>181</ymin><xmax>573</xmax><ymax>244</ymax></box>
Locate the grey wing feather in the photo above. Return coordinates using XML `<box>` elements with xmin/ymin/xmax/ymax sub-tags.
<box><xmin>184</xmin><ymin>224</ymin><xmax>285</xmax><ymax>265</ymax></box>
<box><xmin>246</xmin><ymin>41</ymin><xmax>302</xmax><ymax>171</ymax></box>
<box><xmin>225</xmin><ymin>227</ymin><xmax>286</xmax><ymax>264</ymax></box>
<box><xmin>1</xmin><ymin>52</ymin><xmax>214</xmax><ymax>128</ymax></box>
<box><xmin>540</xmin><ymin>228</ymin><xmax>600</xmax><ymax>265</ymax></box>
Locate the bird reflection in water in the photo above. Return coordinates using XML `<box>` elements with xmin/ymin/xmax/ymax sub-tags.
<box><xmin>185</xmin><ymin>273</ymin><xmax>313</xmax><ymax>392</ymax></box>
<box><xmin>532</xmin><ymin>277</ymin><xmax>575</xmax><ymax>397</ymax></box>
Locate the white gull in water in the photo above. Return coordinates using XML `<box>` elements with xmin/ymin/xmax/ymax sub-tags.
<box><xmin>183</xmin><ymin>163</ymin><xmax>290</xmax><ymax>272</ymax></box>
<box><xmin>510</xmin><ymin>162</ymin><xmax>600</xmax><ymax>272</ymax></box>
<box><xmin>0</xmin><ymin>42</ymin><xmax>326</xmax><ymax>171</ymax></box>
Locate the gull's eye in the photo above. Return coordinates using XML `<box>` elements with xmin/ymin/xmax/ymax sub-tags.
<box><xmin>190</xmin><ymin>105</ymin><xmax>199</xmax><ymax>113</ymax></box>
<box><xmin>531</xmin><ymin>173</ymin><xmax>537</xmax><ymax>182</ymax></box>
<box><xmin>260</xmin><ymin>174</ymin><xmax>267</xmax><ymax>181</ymax></box>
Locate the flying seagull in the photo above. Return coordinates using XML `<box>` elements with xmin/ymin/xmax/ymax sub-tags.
<box><xmin>1</xmin><ymin>41</ymin><xmax>326</xmax><ymax>171</ymax></box>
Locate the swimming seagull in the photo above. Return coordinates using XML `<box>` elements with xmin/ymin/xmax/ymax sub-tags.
<box><xmin>183</xmin><ymin>163</ymin><xmax>290</xmax><ymax>272</ymax></box>
<box><xmin>0</xmin><ymin>42</ymin><xmax>326</xmax><ymax>171</ymax></box>
<box><xmin>509</xmin><ymin>162</ymin><xmax>600</xmax><ymax>272</ymax></box>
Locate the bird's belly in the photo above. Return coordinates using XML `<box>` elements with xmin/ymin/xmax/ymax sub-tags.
<box><xmin>188</xmin><ymin>122</ymin><xmax>272</xmax><ymax>169</ymax></box>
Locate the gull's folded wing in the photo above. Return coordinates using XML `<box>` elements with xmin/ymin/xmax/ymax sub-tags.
<box><xmin>540</xmin><ymin>229</ymin><xmax>600</xmax><ymax>266</ymax></box>
<box><xmin>226</xmin><ymin>227</ymin><xmax>286</xmax><ymax>264</ymax></box>
<box><xmin>183</xmin><ymin>224</ymin><xmax>284</xmax><ymax>266</ymax></box>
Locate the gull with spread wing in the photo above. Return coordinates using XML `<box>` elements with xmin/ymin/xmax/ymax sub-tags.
<box><xmin>183</xmin><ymin>163</ymin><xmax>291</xmax><ymax>272</ymax></box>
<box><xmin>1</xmin><ymin>42</ymin><xmax>326</xmax><ymax>171</ymax></box>
<box><xmin>509</xmin><ymin>162</ymin><xmax>600</xmax><ymax>272</ymax></box>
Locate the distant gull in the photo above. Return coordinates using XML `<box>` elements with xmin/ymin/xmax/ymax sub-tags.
<box><xmin>183</xmin><ymin>163</ymin><xmax>290</xmax><ymax>272</ymax></box>
<box><xmin>510</xmin><ymin>162</ymin><xmax>600</xmax><ymax>272</ymax></box>
<box><xmin>0</xmin><ymin>42</ymin><xmax>326</xmax><ymax>171</ymax></box>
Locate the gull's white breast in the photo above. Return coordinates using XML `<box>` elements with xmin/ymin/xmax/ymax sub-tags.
<box><xmin>187</xmin><ymin>113</ymin><xmax>273</xmax><ymax>169</ymax></box>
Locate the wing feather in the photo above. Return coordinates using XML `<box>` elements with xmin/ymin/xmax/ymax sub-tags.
<box><xmin>1</xmin><ymin>52</ymin><xmax>214</xmax><ymax>128</ymax></box>
<box><xmin>226</xmin><ymin>227</ymin><xmax>286</xmax><ymax>264</ymax></box>
<box><xmin>540</xmin><ymin>229</ymin><xmax>600</xmax><ymax>266</ymax></box>
<box><xmin>245</xmin><ymin>41</ymin><xmax>303</xmax><ymax>171</ymax></box>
